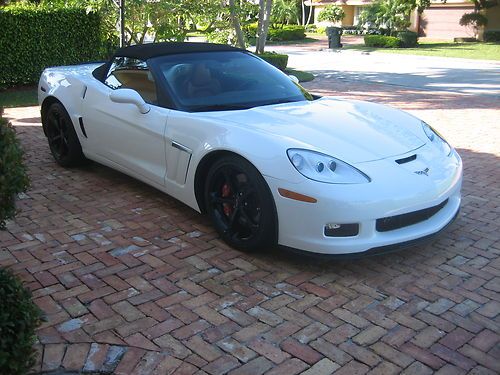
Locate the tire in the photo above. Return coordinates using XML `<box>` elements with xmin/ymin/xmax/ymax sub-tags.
<box><xmin>204</xmin><ymin>155</ymin><xmax>277</xmax><ymax>252</ymax></box>
<box><xmin>44</xmin><ymin>103</ymin><xmax>86</xmax><ymax>167</ymax></box>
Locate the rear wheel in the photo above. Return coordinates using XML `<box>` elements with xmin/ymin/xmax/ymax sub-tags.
<box><xmin>44</xmin><ymin>103</ymin><xmax>85</xmax><ymax>167</ymax></box>
<box><xmin>204</xmin><ymin>155</ymin><xmax>277</xmax><ymax>252</ymax></box>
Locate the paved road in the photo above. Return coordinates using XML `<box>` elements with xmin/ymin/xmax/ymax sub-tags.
<box><xmin>270</xmin><ymin>45</ymin><xmax>500</xmax><ymax>97</ymax></box>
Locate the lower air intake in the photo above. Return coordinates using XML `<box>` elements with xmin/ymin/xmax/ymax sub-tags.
<box><xmin>376</xmin><ymin>199</ymin><xmax>448</xmax><ymax>232</ymax></box>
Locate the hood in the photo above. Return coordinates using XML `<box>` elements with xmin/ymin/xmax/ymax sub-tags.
<box><xmin>204</xmin><ymin>97</ymin><xmax>426</xmax><ymax>164</ymax></box>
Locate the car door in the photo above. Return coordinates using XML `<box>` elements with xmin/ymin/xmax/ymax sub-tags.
<box><xmin>81</xmin><ymin>57</ymin><xmax>168</xmax><ymax>186</ymax></box>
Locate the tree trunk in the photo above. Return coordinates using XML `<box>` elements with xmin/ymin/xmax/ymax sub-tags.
<box><xmin>301</xmin><ymin>0</ymin><xmax>306</xmax><ymax>25</ymax></box>
<box><xmin>256</xmin><ymin>0</ymin><xmax>266</xmax><ymax>53</ymax></box>
<box><xmin>229</xmin><ymin>0</ymin><xmax>246</xmax><ymax>49</ymax></box>
<box><xmin>256</xmin><ymin>0</ymin><xmax>272</xmax><ymax>54</ymax></box>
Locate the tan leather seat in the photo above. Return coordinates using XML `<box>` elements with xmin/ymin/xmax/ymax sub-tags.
<box><xmin>112</xmin><ymin>69</ymin><xmax>158</xmax><ymax>104</ymax></box>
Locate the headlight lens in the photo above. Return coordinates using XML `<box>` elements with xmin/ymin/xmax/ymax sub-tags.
<box><xmin>422</xmin><ymin>121</ymin><xmax>452</xmax><ymax>156</ymax></box>
<box><xmin>287</xmin><ymin>149</ymin><xmax>370</xmax><ymax>184</ymax></box>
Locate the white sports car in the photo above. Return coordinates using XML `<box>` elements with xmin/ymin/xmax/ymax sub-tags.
<box><xmin>38</xmin><ymin>42</ymin><xmax>462</xmax><ymax>255</ymax></box>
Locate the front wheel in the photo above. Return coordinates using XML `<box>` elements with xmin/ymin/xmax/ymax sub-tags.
<box><xmin>204</xmin><ymin>155</ymin><xmax>277</xmax><ymax>252</ymax></box>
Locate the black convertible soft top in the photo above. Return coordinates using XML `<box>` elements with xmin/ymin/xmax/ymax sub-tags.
<box><xmin>115</xmin><ymin>42</ymin><xmax>242</xmax><ymax>60</ymax></box>
<box><xmin>93</xmin><ymin>42</ymin><xmax>243</xmax><ymax>81</ymax></box>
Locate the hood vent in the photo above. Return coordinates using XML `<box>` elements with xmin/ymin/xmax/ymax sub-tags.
<box><xmin>396</xmin><ymin>154</ymin><xmax>417</xmax><ymax>165</ymax></box>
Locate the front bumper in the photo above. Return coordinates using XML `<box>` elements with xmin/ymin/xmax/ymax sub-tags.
<box><xmin>265</xmin><ymin>149</ymin><xmax>462</xmax><ymax>255</ymax></box>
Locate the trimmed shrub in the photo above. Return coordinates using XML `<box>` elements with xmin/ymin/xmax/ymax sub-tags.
<box><xmin>0</xmin><ymin>4</ymin><xmax>107</xmax><ymax>88</ymax></box>
<box><xmin>0</xmin><ymin>267</ymin><xmax>43</xmax><ymax>375</ymax></box>
<box><xmin>267</xmin><ymin>25</ymin><xmax>306</xmax><ymax>41</ymax></box>
<box><xmin>245</xmin><ymin>24</ymin><xmax>306</xmax><ymax>41</ymax></box>
<box><xmin>317</xmin><ymin>5</ymin><xmax>345</xmax><ymax>24</ymax></box>
<box><xmin>206</xmin><ymin>29</ymin><xmax>232</xmax><ymax>45</ymax></box>
<box><xmin>484</xmin><ymin>30</ymin><xmax>500</xmax><ymax>42</ymax></box>
<box><xmin>305</xmin><ymin>24</ymin><xmax>317</xmax><ymax>33</ymax></box>
<box><xmin>257</xmin><ymin>52</ymin><xmax>289</xmax><ymax>70</ymax></box>
<box><xmin>364</xmin><ymin>35</ymin><xmax>401</xmax><ymax>48</ymax></box>
<box><xmin>0</xmin><ymin>109</ymin><xmax>30</xmax><ymax>229</ymax></box>
<box><xmin>397</xmin><ymin>30</ymin><xmax>418</xmax><ymax>47</ymax></box>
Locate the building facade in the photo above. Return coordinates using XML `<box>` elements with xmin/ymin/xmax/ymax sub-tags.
<box><xmin>307</xmin><ymin>0</ymin><xmax>500</xmax><ymax>40</ymax></box>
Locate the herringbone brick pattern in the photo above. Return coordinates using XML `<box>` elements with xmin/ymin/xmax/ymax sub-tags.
<box><xmin>1</xmin><ymin>77</ymin><xmax>499</xmax><ymax>374</ymax></box>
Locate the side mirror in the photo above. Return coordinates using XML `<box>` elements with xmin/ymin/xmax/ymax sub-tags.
<box><xmin>109</xmin><ymin>88</ymin><xmax>150</xmax><ymax>114</ymax></box>
<box><xmin>288</xmin><ymin>75</ymin><xmax>299</xmax><ymax>84</ymax></box>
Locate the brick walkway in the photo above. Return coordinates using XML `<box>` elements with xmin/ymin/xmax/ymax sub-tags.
<box><xmin>2</xmin><ymin>77</ymin><xmax>499</xmax><ymax>374</ymax></box>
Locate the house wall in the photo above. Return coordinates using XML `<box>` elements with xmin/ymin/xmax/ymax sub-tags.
<box><xmin>419</xmin><ymin>5</ymin><xmax>475</xmax><ymax>39</ymax></box>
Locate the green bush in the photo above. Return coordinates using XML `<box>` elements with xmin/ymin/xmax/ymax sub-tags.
<box><xmin>245</xmin><ymin>24</ymin><xmax>306</xmax><ymax>41</ymax></box>
<box><xmin>0</xmin><ymin>4</ymin><xmax>107</xmax><ymax>88</ymax></box>
<box><xmin>316</xmin><ymin>26</ymin><xmax>327</xmax><ymax>34</ymax></box>
<box><xmin>317</xmin><ymin>5</ymin><xmax>345</xmax><ymax>24</ymax></box>
<box><xmin>484</xmin><ymin>30</ymin><xmax>500</xmax><ymax>42</ymax></box>
<box><xmin>0</xmin><ymin>109</ymin><xmax>30</xmax><ymax>229</ymax></box>
<box><xmin>206</xmin><ymin>29</ymin><xmax>232</xmax><ymax>44</ymax></box>
<box><xmin>0</xmin><ymin>268</ymin><xmax>43</xmax><ymax>375</ymax></box>
<box><xmin>364</xmin><ymin>35</ymin><xmax>401</xmax><ymax>48</ymax></box>
<box><xmin>268</xmin><ymin>25</ymin><xmax>306</xmax><ymax>41</ymax></box>
<box><xmin>305</xmin><ymin>24</ymin><xmax>317</xmax><ymax>33</ymax></box>
<box><xmin>257</xmin><ymin>52</ymin><xmax>289</xmax><ymax>70</ymax></box>
<box><xmin>397</xmin><ymin>30</ymin><xmax>418</xmax><ymax>47</ymax></box>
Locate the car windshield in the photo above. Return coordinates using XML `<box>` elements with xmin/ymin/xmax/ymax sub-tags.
<box><xmin>150</xmin><ymin>51</ymin><xmax>312</xmax><ymax>112</ymax></box>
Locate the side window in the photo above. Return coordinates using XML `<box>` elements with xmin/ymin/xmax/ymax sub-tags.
<box><xmin>104</xmin><ymin>57</ymin><xmax>158</xmax><ymax>105</ymax></box>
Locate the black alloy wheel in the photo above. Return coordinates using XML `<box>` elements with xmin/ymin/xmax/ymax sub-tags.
<box><xmin>205</xmin><ymin>155</ymin><xmax>277</xmax><ymax>251</ymax></box>
<box><xmin>44</xmin><ymin>103</ymin><xmax>85</xmax><ymax>167</ymax></box>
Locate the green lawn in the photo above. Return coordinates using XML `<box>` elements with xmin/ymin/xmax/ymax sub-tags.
<box><xmin>0</xmin><ymin>86</ymin><xmax>38</xmax><ymax>108</ymax></box>
<box><xmin>344</xmin><ymin>41</ymin><xmax>500</xmax><ymax>61</ymax></box>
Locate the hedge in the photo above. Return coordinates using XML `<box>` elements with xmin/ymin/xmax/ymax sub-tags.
<box><xmin>246</xmin><ymin>24</ymin><xmax>306</xmax><ymax>42</ymax></box>
<box><xmin>257</xmin><ymin>52</ymin><xmax>289</xmax><ymax>70</ymax></box>
<box><xmin>364</xmin><ymin>35</ymin><xmax>401</xmax><ymax>48</ymax></box>
<box><xmin>0</xmin><ymin>267</ymin><xmax>43</xmax><ymax>375</ymax></box>
<box><xmin>0</xmin><ymin>5</ymin><xmax>107</xmax><ymax>89</ymax></box>
<box><xmin>397</xmin><ymin>31</ymin><xmax>418</xmax><ymax>47</ymax></box>
<box><xmin>484</xmin><ymin>30</ymin><xmax>500</xmax><ymax>42</ymax></box>
<box><xmin>0</xmin><ymin>109</ymin><xmax>30</xmax><ymax>229</ymax></box>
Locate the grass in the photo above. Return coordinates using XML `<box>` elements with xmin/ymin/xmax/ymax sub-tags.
<box><xmin>285</xmin><ymin>68</ymin><xmax>315</xmax><ymax>82</ymax></box>
<box><xmin>343</xmin><ymin>41</ymin><xmax>500</xmax><ymax>60</ymax></box>
<box><xmin>0</xmin><ymin>86</ymin><xmax>38</xmax><ymax>108</ymax></box>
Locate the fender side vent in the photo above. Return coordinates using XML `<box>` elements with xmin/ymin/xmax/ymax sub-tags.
<box><xmin>78</xmin><ymin>117</ymin><xmax>88</xmax><ymax>138</ymax></box>
<box><xmin>396</xmin><ymin>154</ymin><xmax>417</xmax><ymax>164</ymax></box>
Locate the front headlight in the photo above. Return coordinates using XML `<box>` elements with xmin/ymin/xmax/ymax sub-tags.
<box><xmin>287</xmin><ymin>149</ymin><xmax>370</xmax><ymax>184</ymax></box>
<box><xmin>422</xmin><ymin>121</ymin><xmax>452</xmax><ymax>156</ymax></box>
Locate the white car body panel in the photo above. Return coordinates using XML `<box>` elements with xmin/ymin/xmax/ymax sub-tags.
<box><xmin>38</xmin><ymin>60</ymin><xmax>462</xmax><ymax>255</ymax></box>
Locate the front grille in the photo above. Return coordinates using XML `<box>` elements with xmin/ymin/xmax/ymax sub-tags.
<box><xmin>376</xmin><ymin>199</ymin><xmax>448</xmax><ymax>232</ymax></box>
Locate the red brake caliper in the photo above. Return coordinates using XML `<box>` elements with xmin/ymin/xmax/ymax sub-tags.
<box><xmin>221</xmin><ymin>183</ymin><xmax>233</xmax><ymax>217</ymax></box>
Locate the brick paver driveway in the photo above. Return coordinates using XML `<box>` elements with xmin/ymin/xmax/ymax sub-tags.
<box><xmin>2</xmin><ymin>76</ymin><xmax>499</xmax><ymax>375</ymax></box>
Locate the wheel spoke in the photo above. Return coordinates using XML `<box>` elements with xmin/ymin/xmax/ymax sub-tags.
<box><xmin>239</xmin><ymin>208</ymin><xmax>260</xmax><ymax>234</ymax></box>
<box><xmin>228</xmin><ymin>205</ymin><xmax>240</xmax><ymax>227</ymax></box>
<box><xmin>209</xmin><ymin>192</ymin><xmax>235</xmax><ymax>205</ymax></box>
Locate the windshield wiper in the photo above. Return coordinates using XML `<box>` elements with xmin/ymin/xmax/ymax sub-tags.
<box><xmin>261</xmin><ymin>98</ymin><xmax>301</xmax><ymax>106</ymax></box>
<box><xmin>192</xmin><ymin>104</ymin><xmax>252</xmax><ymax>112</ymax></box>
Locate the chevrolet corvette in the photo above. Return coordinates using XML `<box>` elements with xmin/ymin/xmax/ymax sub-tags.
<box><xmin>38</xmin><ymin>42</ymin><xmax>462</xmax><ymax>255</ymax></box>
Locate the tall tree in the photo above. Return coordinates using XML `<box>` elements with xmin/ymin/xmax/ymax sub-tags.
<box><xmin>359</xmin><ymin>0</ymin><xmax>424</xmax><ymax>35</ymax></box>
